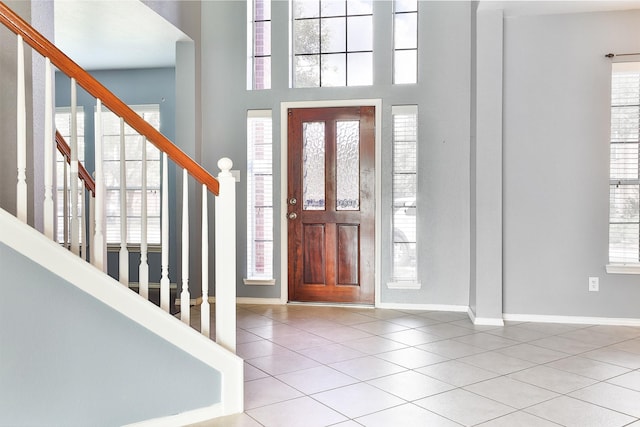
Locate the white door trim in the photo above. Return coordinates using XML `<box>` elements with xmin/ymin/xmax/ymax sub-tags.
<box><xmin>280</xmin><ymin>99</ymin><xmax>383</xmax><ymax>306</ymax></box>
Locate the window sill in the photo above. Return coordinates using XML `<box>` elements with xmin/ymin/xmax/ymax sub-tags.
<box><xmin>606</xmin><ymin>264</ymin><xmax>640</xmax><ymax>275</ymax></box>
<box><xmin>243</xmin><ymin>278</ymin><xmax>276</xmax><ymax>286</ymax></box>
<box><xmin>386</xmin><ymin>281</ymin><xmax>421</xmax><ymax>290</ymax></box>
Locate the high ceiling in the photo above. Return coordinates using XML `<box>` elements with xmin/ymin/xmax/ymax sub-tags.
<box><xmin>54</xmin><ymin>0</ymin><xmax>640</xmax><ymax>71</ymax></box>
<box><xmin>54</xmin><ymin>0</ymin><xmax>188</xmax><ymax>71</ymax></box>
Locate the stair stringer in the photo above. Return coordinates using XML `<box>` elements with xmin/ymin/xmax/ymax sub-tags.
<box><xmin>0</xmin><ymin>208</ymin><xmax>244</xmax><ymax>425</ymax></box>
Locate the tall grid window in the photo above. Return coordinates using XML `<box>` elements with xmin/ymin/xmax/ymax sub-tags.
<box><xmin>102</xmin><ymin>105</ymin><xmax>162</xmax><ymax>245</ymax></box>
<box><xmin>55</xmin><ymin>107</ymin><xmax>85</xmax><ymax>244</ymax></box>
<box><xmin>249</xmin><ymin>0</ymin><xmax>271</xmax><ymax>90</ymax></box>
<box><xmin>609</xmin><ymin>62</ymin><xmax>640</xmax><ymax>264</ymax></box>
<box><xmin>246</xmin><ymin>111</ymin><xmax>274</xmax><ymax>280</ymax></box>
<box><xmin>292</xmin><ymin>0</ymin><xmax>373</xmax><ymax>88</ymax></box>
<box><xmin>391</xmin><ymin>105</ymin><xmax>418</xmax><ymax>282</ymax></box>
<box><xmin>393</xmin><ymin>0</ymin><xmax>417</xmax><ymax>84</ymax></box>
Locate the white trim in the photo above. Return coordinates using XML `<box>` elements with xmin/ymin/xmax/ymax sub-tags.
<box><xmin>386</xmin><ymin>281</ymin><xmax>422</xmax><ymax>290</ymax></box>
<box><xmin>237</xmin><ymin>297</ymin><xmax>286</xmax><ymax>305</ymax></box>
<box><xmin>606</xmin><ymin>263</ymin><xmax>640</xmax><ymax>275</ymax></box>
<box><xmin>124</xmin><ymin>403</ymin><xmax>224</xmax><ymax>427</ymax></box>
<box><xmin>0</xmin><ymin>208</ymin><xmax>244</xmax><ymax>420</ymax></box>
<box><xmin>280</xmin><ymin>99</ymin><xmax>383</xmax><ymax>306</ymax></box>
<box><xmin>467</xmin><ymin>308</ymin><xmax>504</xmax><ymax>326</ymax></box>
<box><xmin>503</xmin><ymin>313</ymin><xmax>640</xmax><ymax>327</ymax></box>
<box><xmin>243</xmin><ymin>278</ymin><xmax>276</xmax><ymax>286</ymax></box>
<box><xmin>376</xmin><ymin>302</ymin><xmax>468</xmax><ymax>312</ymax></box>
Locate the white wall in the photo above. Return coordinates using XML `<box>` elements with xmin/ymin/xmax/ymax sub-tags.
<box><xmin>503</xmin><ymin>8</ymin><xmax>640</xmax><ymax>318</ymax></box>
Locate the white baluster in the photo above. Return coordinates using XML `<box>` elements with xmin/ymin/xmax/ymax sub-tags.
<box><xmin>70</xmin><ymin>79</ymin><xmax>80</xmax><ymax>255</ymax></box>
<box><xmin>160</xmin><ymin>152</ymin><xmax>170</xmax><ymax>311</ymax></box>
<box><xmin>139</xmin><ymin>137</ymin><xmax>149</xmax><ymax>299</ymax></box>
<box><xmin>63</xmin><ymin>161</ymin><xmax>69</xmax><ymax>248</ymax></box>
<box><xmin>16</xmin><ymin>35</ymin><xmax>27</xmax><ymax>223</ymax></box>
<box><xmin>89</xmin><ymin>193</ymin><xmax>95</xmax><ymax>261</ymax></box>
<box><xmin>180</xmin><ymin>169</ymin><xmax>190</xmax><ymax>325</ymax></box>
<box><xmin>93</xmin><ymin>99</ymin><xmax>106</xmax><ymax>271</ymax></box>
<box><xmin>215</xmin><ymin>157</ymin><xmax>237</xmax><ymax>352</ymax></box>
<box><xmin>201</xmin><ymin>183</ymin><xmax>210</xmax><ymax>338</ymax></box>
<box><xmin>80</xmin><ymin>184</ymin><xmax>86</xmax><ymax>260</ymax></box>
<box><xmin>43</xmin><ymin>58</ymin><xmax>54</xmax><ymax>239</ymax></box>
<box><xmin>119</xmin><ymin>118</ymin><xmax>129</xmax><ymax>286</ymax></box>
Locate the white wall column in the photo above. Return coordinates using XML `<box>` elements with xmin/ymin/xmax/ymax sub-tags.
<box><xmin>470</xmin><ymin>8</ymin><xmax>504</xmax><ymax>325</ymax></box>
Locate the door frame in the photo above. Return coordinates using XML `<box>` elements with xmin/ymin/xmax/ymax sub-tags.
<box><xmin>279</xmin><ymin>99</ymin><xmax>382</xmax><ymax>306</ymax></box>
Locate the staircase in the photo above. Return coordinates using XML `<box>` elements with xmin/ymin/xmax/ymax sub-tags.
<box><xmin>0</xmin><ymin>2</ymin><xmax>243</xmax><ymax>425</ymax></box>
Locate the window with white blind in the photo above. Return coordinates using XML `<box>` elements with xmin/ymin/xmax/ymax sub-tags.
<box><xmin>291</xmin><ymin>0</ymin><xmax>373</xmax><ymax>88</ymax></box>
<box><xmin>389</xmin><ymin>105</ymin><xmax>419</xmax><ymax>287</ymax></box>
<box><xmin>246</xmin><ymin>110</ymin><xmax>275</xmax><ymax>283</ymax></box>
<box><xmin>55</xmin><ymin>107</ymin><xmax>85</xmax><ymax>244</ymax></box>
<box><xmin>248</xmin><ymin>0</ymin><xmax>271</xmax><ymax>90</ymax></box>
<box><xmin>101</xmin><ymin>105</ymin><xmax>162</xmax><ymax>245</ymax></box>
<box><xmin>393</xmin><ymin>0</ymin><xmax>418</xmax><ymax>84</ymax></box>
<box><xmin>609</xmin><ymin>62</ymin><xmax>640</xmax><ymax>270</ymax></box>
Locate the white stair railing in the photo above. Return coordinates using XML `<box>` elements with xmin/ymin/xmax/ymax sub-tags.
<box><xmin>4</xmin><ymin>0</ymin><xmax>239</xmax><ymax>352</ymax></box>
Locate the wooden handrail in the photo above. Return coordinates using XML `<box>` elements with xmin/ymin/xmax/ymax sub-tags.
<box><xmin>55</xmin><ymin>131</ymin><xmax>96</xmax><ymax>196</ymax></box>
<box><xmin>0</xmin><ymin>1</ymin><xmax>219</xmax><ymax>195</ymax></box>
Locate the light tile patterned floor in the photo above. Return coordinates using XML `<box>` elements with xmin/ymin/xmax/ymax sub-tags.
<box><xmin>188</xmin><ymin>304</ymin><xmax>640</xmax><ymax>427</ymax></box>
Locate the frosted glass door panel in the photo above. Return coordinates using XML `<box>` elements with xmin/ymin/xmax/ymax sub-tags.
<box><xmin>336</xmin><ymin>121</ymin><xmax>360</xmax><ymax>210</ymax></box>
<box><xmin>303</xmin><ymin>122</ymin><xmax>326</xmax><ymax>210</ymax></box>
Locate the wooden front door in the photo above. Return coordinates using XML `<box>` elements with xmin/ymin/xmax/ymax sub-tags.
<box><xmin>287</xmin><ymin>106</ymin><xmax>375</xmax><ymax>304</ymax></box>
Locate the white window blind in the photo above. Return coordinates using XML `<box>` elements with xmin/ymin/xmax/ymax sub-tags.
<box><xmin>393</xmin><ymin>0</ymin><xmax>418</xmax><ymax>84</ymax></box>
<box><xmin>392</xmin><ymin>105</ymin><xmax>418</xmax><ymax>282</ymax></box>
<box><xmin>609</xmin><ymin>62</ymin><xmax>640</xmax><ymax>264</ymax></box>
<box><xmin>248</xmin><ymin>0</ymin><xmax>271</xmax><ymax>90</ymax></box>
<box><xmin>55</xmin><ymin>107</ymin><xmax>85</xmax><ymax>244</ymax></box>
<box><xmin>247</xmin><ymin>110</ymin><xmax>274</xmax><ymax>280</ymax></box>
<box><xmin>101</xmin><ymin>105</ymin><xmax>162</xmax><ymax>245</ymax></box>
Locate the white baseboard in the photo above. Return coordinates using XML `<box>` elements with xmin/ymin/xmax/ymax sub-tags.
<box><xmin>467</xmin><ymin>308</ymin><xmax>505</xmax><ymax>326</ymax></box>
<box><xmin>376</xmin><ymin>302</ymin><xmax>468</xmax><ymax>312</ymax></box>
<box><xmin>176</xmin><ymin>297</ymin><xmax>287</xmax><ymax>306</ymax></box>
<box><xmin>503</xmin><ymin>313</ymin><xmax>640</xmax><ymax>327</ymax></box>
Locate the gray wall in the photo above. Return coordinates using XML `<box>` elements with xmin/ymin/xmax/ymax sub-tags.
<box><xmin>200</xmin><ymin>1</ymin><xmax>472</xmax><ymax>305</ymax></box>
<box><xmin>503</xmin><ymin>9</ymin><xmax>640</xmax><ymax>318</ymax></box>
<box><xmin>55</xmin><ymin>68</ymin><xmax>177</xmax><ymax>285</ymax></box>
<box><xmin>0</xmin><ymin>242</ymin><xmax>220</xmax><ymax>426</ymax></box>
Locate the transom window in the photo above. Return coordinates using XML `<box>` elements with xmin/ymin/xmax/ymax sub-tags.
<box><xmin>292</xmin><ymin>0</ymin><xmax>373</xmax><ymax>88</ymax></box>
<box><xmin>393</xmin><ymin>0</ymin><xmax>418</xmax><ymax>84</ymax></box>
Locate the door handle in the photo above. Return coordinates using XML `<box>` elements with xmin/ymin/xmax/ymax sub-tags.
<box><xmin>287</xmin><ymin>212</ymin><xmax>298</xmax><ymax>220</ymax></box>
<box><xmin>288</xmin><ymin>197</ymin><xmax>297</xmax><ymax>205</ymax></box>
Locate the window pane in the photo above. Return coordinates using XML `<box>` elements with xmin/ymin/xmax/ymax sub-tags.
<box><xmin>336</xmin><ymin>121</ymin><xmax>360</xmax><ymax>210</ymax></box>
<box><xmin>254</xmin><ymin>56</ymin><xmax>271</xmax><ymax>90</ymax></box>
<box><xmin>254</xmin><ymin>21</ymin><xmax>271</xmax><ymax>56</ymax></box>
<box><xmin>394</xmin><ymin>12</ymin><xmax>417</xmax><ymax>49</ymax></box>
<box><xmin>348</xmin><ymin>0</ymin><xmax>372</xmax><ymax>15</ymax></box>
<box><xmin>611</xmin><ymin>106</ymin><xmax>639</xmax><ymax>142</ymax></box>
<box><xmin>347</xmin><ymin>52</ymin><xmax>372</xmax><ymax>86</ymax></box>
<box><xmin>321</xmin><ymin>17</ymin><xmax>346</xmax><ymax>53</ymax></box>
<box><xmin>395</xmin><ymin>0</ymin><xmax>417</xmax><ymax>13</ymax></box>
<box><xmin>254</xmin><ymin>0</ymin><xmax>271</xmax><ymax>21</ymax></box>
<box><xmin>293</xmin><ymin>0</ymin><xmax>319</xmax><ymax>18</ymax></box>
<box><xmin>294</xmin><ymin>19</ymin><xmax>320</xmax><ymax>54</ymax></box>
<box><xmin>610</xmin><ymin>184</ymin><xmax>640</xmax><ymax>223</ymax></box>
<box><xmin>347</xmin><ymin>15</ymin><xmax>372</xmax><ymax>51</ymax></box>
<box><xmin>322</xmin><ymin>53</ymin><xmax>346</xmax><ymax>86</ymax></box>
<box><xmin>610</xmin><ymin>143</ymin><xmax>639</xmax><ymax>180</ymax></box>
<box><xmin>303</xmin><ymin>122</ymin><xmax>326</xmax><ymax>210</ymax></box>
<box><xmin>295</xmin><ymin>55</ymin><xmax>320</xmax><ymax>87</ymax></box>
<box><xmin>609</xmin><ymin>223</ymin><xmax>640</xmax><ymax>263</ymax></box>
<box><xmin>322</xmin><ymin>0</ymin><xmax>345</xmax><ymax>16</ymax></box>
<box><xmin>394</xmin><ymin>50</ymin><xmax>417</xmax><ymax>84</ymax></box>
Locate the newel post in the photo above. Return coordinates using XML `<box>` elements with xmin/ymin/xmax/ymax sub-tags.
<box><xmin>215</xmin><ymin>157</ymin><xmax>237</xmax><ymax>353</ymax></box>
